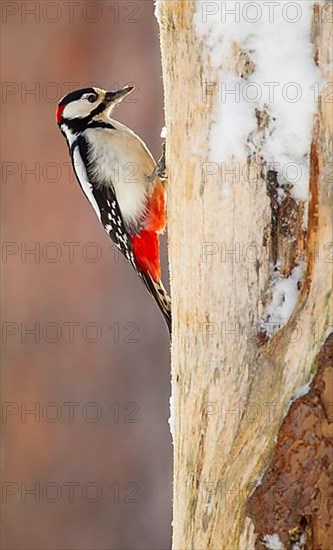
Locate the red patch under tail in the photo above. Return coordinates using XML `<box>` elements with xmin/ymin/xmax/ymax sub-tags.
<box><xmin>131</xmin><ymin>230</ymin><xmax>161</xmax><ymax>282</ymax></box>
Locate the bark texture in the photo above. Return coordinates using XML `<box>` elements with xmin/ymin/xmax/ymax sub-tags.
<box><xmin>247</xmin><ymin>333</ymin><xmax>333</xmax><ymax>549</ymax></box>
<box><xmin>157</xmin><ymin>1</ymin><xmax>332</xmax><ymax>549</ymax></box>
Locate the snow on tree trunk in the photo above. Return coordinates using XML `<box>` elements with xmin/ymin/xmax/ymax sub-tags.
<box><xmin>156</xmin><ymin>0</ymin><xmax>332</xmax><ymax>548</ymax></box>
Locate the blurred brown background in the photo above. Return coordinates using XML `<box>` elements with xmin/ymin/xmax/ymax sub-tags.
<box><xmin>1</xmin><ymin>1</ymin><xmax>172</xmax><ymax>548</ymax></box>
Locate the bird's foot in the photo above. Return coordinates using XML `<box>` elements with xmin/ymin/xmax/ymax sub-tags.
<box><xmin>151</xmin><ymin>142</ymin><xmax>167</xmax><ymax>181</ymax></box>
<box><xmin>147</xmin><ymin>142</ymin><xmax>167</xmax><ymax>182</ymax></box>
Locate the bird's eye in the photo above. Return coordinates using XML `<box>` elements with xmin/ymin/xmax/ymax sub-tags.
<box><xmin>87</xmin><ymin>94</ymin><xmax>97</xmax><ymax>103</ymax></box>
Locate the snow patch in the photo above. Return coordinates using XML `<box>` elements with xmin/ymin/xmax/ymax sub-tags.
<box><xmin>194</xmin><ymin>0</ymin><xmax>324</xmax><ymax>203</ymax></box>
<box><xmin>294</xmin><ymin>382</ymin><xmax>311</xmax><ymax>399</ymax></box>
<box><xmin>206</xmin><ymin>501</ymin><xmax>213</xmax><ymax>515</ymax></box>
<box><xmin>292</xmin><ymin>533</ymin><xmax>306</xmax><ymax>549</ymax></box>
<box><xmin>160</xmin><ymin>125</ymin><xmax>168</xmax><ymax>139</ymax></box>
<box><xmin>263</xmin><ymin>533</ymin><xmax>285</xmax><ymax>550</ymax></box>
<box><xmin>168</xmin><ymin>394</ymin><xmax>175</xmax><ymax>441</ymax></box>
<box><xmin>261</xmin><ymin>263</ymin><xmax>304</xmax><ymax>335</ymax></box>
<box><xmin>254</xmin><ymin>463</ymin><xmax>269</xmax><ymax>488</ymax></box>
<box><xmin>209</xmin><ymin>77</ymin><xmax>255</xmax><ymax>162</ymax></box>
<box><xmin>154</xmin><ymin>0</ymin><xmax>161</xmax><ymax>23</ymax></box>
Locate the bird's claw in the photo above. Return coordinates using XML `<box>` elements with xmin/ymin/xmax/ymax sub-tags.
<box><xmin>155</xmin><ymin>142</ymin><xmax>167</xmax><ymax>180</ymax></box>
<box><xmin>147</xmin><ymin>142</ymin><xmax>167</xmax><ymax>182</ymax></box>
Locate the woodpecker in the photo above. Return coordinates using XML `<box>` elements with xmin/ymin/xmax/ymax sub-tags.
<box><xmin>56</xmin><ymin>86</ymin><xmax>171</xmax><ymax>333</ymax></box>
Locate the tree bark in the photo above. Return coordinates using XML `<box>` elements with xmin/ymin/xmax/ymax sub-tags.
<box><xmin>157</xmin><ymin>1</ymin><xmax>332</xmax><ymax>548</ymax></box>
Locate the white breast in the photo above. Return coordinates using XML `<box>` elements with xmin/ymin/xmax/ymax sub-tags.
<box><xmin>84</xmin><ymin>121</ymin><xmax>156</xmax><ymax>227</ymax></box>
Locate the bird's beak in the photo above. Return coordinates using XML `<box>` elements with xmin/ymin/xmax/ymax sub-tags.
<box><xmin>105</xmin><ymin>86</ymin><xmax>134</xmax><ymax>105</ymax></box>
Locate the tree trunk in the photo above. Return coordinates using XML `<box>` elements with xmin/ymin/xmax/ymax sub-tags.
<box><xmin>156</xmin><ymin>1</ymin><xmax>332</xmax><ymax>548</ymax></box>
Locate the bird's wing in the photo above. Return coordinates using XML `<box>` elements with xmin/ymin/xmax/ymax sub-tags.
<box><xmin>71</xmin><ymin>136</ymin><xmax>137</xmax><ymax>268</ymax></box>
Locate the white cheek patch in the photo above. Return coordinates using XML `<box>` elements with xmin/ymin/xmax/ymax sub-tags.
<box><xmin>63</xmin><ymin>99</ymin><xmax>92</xmax><ymax>120</ymax></box>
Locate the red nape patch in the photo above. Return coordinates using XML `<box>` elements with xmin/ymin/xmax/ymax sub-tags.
<box><xmin>131</xmin><ymin>231</ymin><xmax>161</xmax><ymax>281</ymax></box>
<box><xmin>56</xmin><ymin>104</ymin><xmax>65</xmax><ymax>124</ymax></box>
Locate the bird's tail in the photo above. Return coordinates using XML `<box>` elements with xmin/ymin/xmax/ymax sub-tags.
<box><xmin>141</xmin><ymin>272</ymin><xmax>171</xmax><ymax>335</ymax></box>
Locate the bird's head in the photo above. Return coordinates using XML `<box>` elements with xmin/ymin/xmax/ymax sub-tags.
<box><xmin>56</xmin><ymin>85</ymin><xmax>134</xmax><ymax>127</ymax></box>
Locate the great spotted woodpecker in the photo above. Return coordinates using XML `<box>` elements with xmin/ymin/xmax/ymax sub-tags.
<box><xmin>56</xmin><ymin>86</ymin><xmax>171</xmax><ymax>333</ymax></box>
